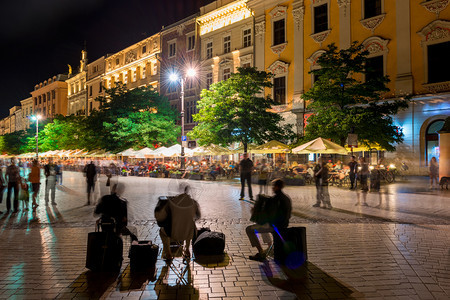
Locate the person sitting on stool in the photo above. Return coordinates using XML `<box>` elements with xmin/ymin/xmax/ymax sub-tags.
<box><xmin>246</xmin><ymin>179</ymin><xmax>292</xmax><ymax>261</ymax></box>
<box><xmin>94</xmin><ymin>183</ymin><xmax>138</xmax><ymax>241</ymax></box>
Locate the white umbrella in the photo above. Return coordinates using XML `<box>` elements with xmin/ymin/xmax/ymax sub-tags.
<box><xmin>292</xmin><ymin>137</ymin><xmax>348</xmax><ymax>155</ymax></box>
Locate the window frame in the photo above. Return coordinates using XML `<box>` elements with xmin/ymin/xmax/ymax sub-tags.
<box><xmin>168</xmin><ymin>40</ymin><xmax>177</xmax><ymax>58</ymax></box>
<box><xmin>243</xmin><ymin>28</ymin><xmax>252</xmax><ymax>48</ymax></box>
<box><xmin>206</xmin><ymin>41</ymin><xmax>213</xmax><ymax>59</ymax></box>
<box><xmin>223</xmin><ymin>35</ymin><xmax>231</xmax><ymax>54</ymax></box>
<box><xmin>313</xmin><ymin>2</ymin><xmax>329</xmax><ymax>34</ymax></box>
<box><xmin>362</xmin><ymin>0</ymin><xmax>383</xmax><ymax>20</ymax></box>
<box><xmin>223</xmin><ymin>67</ymin><xmax>231</xmax><ymax>81</ymax></box>
<box><xmin>273</xmin><ymin>76</ymin><xmax>287</xmax><ymax>105</ymax></box>
<box><xmin>186</xmin><ymin>34</ymin><xmax>196</xmax><ymax>52</ymax></box>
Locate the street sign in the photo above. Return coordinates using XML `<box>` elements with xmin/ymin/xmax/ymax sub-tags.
<box><xmin>181</xmin><ymin>136</ymin><xmax>187</xmax><ymax>141</ymax></box>
<box><xmin>182</xmin><ymin>141</ymin><xmax>188</xmax><ymax>148</ymax></box>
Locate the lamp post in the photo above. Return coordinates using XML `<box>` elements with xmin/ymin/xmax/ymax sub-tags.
<box><xmin>170</xmin><ymin>68</ymin><xmax>196</xmax><ymax>172</ymax></box>
<box><xmin>31</xmin><ymin>115</ymin><xmax>41</xmax><ymax>160</ymax></box>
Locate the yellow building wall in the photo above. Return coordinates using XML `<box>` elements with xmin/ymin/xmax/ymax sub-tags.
<box><xmin>411</xmin><ymin>5</ymin><xmax>450</xmax><ymax>95</ymax></box>
<box><xmin>303</xmin><ymin>0</ymin><xmax>340</xmax><ymax>94</ymax></box>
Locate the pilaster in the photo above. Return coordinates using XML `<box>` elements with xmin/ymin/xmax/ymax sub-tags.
<box><xmin>254</xmin><ymin>15</ymin><xmax>266</xmax><ymax>71</ymax></box>
<box><xmin>338</xmin><ymin>0</ymin><xmax>351</xmax><ymax>49</ymax></box>
<box><xmin>292</xmin><ymin>0</ymin><xmax>305</xmax><ymax>135</ymax></box>
<box><xmin>395</xmin><ymin>0</ymin><xmax>413</xmax><ymax>95</ymax></box>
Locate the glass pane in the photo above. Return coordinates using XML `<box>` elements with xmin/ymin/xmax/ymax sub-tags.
<box><xmin>427</xmin><ymin>120</ymin><xmax>444</xmax><ymax>134</ymax></box>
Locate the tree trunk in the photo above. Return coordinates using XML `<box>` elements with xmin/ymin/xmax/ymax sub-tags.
<box><xmin>243</xmin><ymin>141</ymin><xmax>247</xmax><ymax>154</ymax></box>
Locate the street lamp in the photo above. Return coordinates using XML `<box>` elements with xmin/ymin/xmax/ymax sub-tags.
<box><xmin>170</xmin><ymin>68</ymin><xmax>197</xmax><ymax>171</ymax></box>
<box><xmin>30</xmin><ymin>115</ymin><xmax>42</xmax><ymax>160</ymax></box>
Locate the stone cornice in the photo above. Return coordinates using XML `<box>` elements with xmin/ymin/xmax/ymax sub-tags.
<box><xmin>292</xmin><ymin>5</ymin><xmax>305</xmax><ymax>30</ymax></box>
<box><xmin>418</xmin><ymin>19</ymin><xmax>450</xmax><ymax>42</ymax></box>
<box><xmin>423</xmin><ymin>81</ymin><xmax>450</xmax><ymax>93</ymax></box>
<box><xmin>310</xmin><ymin>29</ymin><xmax>331</xmax><ymax>45</ymax></box>
<box><xmin>271</xmin><ymin>42</ymin><xmax>287</xmax><ymax>56</ymax></box>
<box><xmin>360</xmin><ymin>14</ymin><xmax>386</xmax><ymax>33</ymax></box>
<box><xmin>420</xmin><ymin>0</ymin><xmax>449</xmax><ymax>17</ymax></box>
<box><xmin>337</xmin><ymin>0</ymin><xmax>351</xmax><ymax>8</ymax></box>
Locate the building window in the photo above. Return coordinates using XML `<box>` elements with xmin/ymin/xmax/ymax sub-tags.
<box><xmin>206</xmin><ymin>42</ymin><xmax>213</xmax><ymax>59</ymax></box>
<box><xmin>314</xmin><ymin>4</ymin><xmax>328</xmax><ymax>33</ymax></box>
<box><xmin>153</xmin><ymin>63</ymin><xmax>158</xmax><ymax>75</ymax></box>
<box><xmin>243</xmin><ymin>28</ymin><xmax>252</xmax><ymax>48</ymax></box>
<box><xmin>365</xmin><ymin>55</ymin><xmax>384</xmax><ymax>82</ymax></box>
<box><xmin>223</xmin><ymin>68</ymin><xmax>231</xmax><ymax>81</ymax></box>
<box><xmin>142</xmin><ymin>45</ymin><xmax>147</xmax><ymax>53</ymax></box>
<box><xmin>428</xmin><ymin>41</ymin><xmax>450</xmax><ymax>84</ymax></box>
<box><xmin>133</xmin><ymin>69</ymin><xmax>137</xmax><ymax>82</ymax></box>
<box><xmin>364</xmin><ymin>0</ymin><xmax>382</xmax><ymax>19</ymax></box>
<box><xmin>52</xmin><ymin>90</ymin><xmax>55</xmax><ymax>99</ymax></box>
<box><xmin>223</xmin><ymin>36</ymin><xmax>231</xmax><ymax>54</ymax></box>
<box><xmin>43</xmin><ymin>94</ymin><xmax>46</xmax><ymax>102</ymax></box>
<box><xmin>167</xmin><ymin>84</ymin><xmax>177</xmax><ymax>94</ymax></box>
<box><xmin>187</xmin><ymin>35</ymin><xmax>195</xmax><ymax>51</ymax></box>
<box><xmin>273</xmin><ymin>19</ymin><xmax>285</xmax><ymax>45</ymax></box>
<box><xmin>116</xmin><ymin>58</ymin><xmax>119</xmax><ymax>65</ymax></box>
<box><xmin>169</xmin><ymin>42</ymin><xmax>176</xmax><ymax>58</ymax></box>
<box><xmin>89</xmin><ymin>86</ymin><xmax>93</xmax><ymax>96</ymax></box>
<box><xmin>124</xmin><ymin>73</ymin><xmax>128</xmax><ymax>84</ymax></box>
<box><xmin>99</xmin><ymin>82</ymin><xmax>103</xmax><ymax>92</ymax></box>
<box><xmin>426</xmin><ymin>120</ymin><xmax>445</xmax><ymax>165</ymax></box>
<box><xmin>93</xmin><ymin>66</ymin><xmax>97</xmax><ymax>73</ymax></box>
<box><xmin>89</xmin><ymin>102</ymin><xmax>93</xmax><ymax>112</ymax></box>
<box><xmin>34</xmin><ymin>98</ymin><xmax>37</xmax><ymax>105</ymax></box>
<box><xmin>242</xmin><ymin>63</ymin><xmax>251</xmax><ymax>68</ymax></box>
<box><xmin>206</xmin><ymin>73</ymin><xmax>213</xmax><ymax>89</ymax></box>
<box><xmin>274</xmin><ymin>76</ymin><xmax>286</xmax><ymax>104</ymax></box>
<box><xmin>186</xmin><ymin>101</ymin><xmax>196</xmax><ymax>124</ymax></box>
<box><xmin>38</xmin><ymin>96</ymin><xmax>41</xmax><ymax>104</ymax></box>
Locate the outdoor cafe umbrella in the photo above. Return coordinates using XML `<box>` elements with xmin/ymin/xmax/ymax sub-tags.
<box><xmin>252</xmin><ymin>140</ymin><xmax>291</xmax><ymax>154</ymax></box>
<box><xmin>292</xmin><ymin>137</ymin><xmax>348</xmax><ymax>155</ymax></box>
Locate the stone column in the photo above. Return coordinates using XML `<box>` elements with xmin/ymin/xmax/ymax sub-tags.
<box><xmin>254</xmin><ymin>16</ymin><xmax>265</xmax><ymax>71</ymax></box>
<box><xmin>395</xmin><ymin>0</ymin><xmax>413</xmax><ymax>95</ymax></box>
<box><xmin>338</xmin><ymin>0</ymin><xmax>351</xmax><ymax>49</ymax></box>
<box><xmin>292</xmin><ymin>1</ymin><xmax>305</xmax><ymax>135</ymax></box>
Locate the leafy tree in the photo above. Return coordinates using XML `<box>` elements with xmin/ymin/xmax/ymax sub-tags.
<box><xmin>303</xmin><ymin>42</ymin><xmax>409</xmax><ymax>151</ymax></box>
<box><xmin>189</xmin><ymin>67</ymin><xmax>295</xmax><ymax>153</ymax></box>
<box><xmin>0</xmin><ymin>130</ymin><xmax>33</xmax><ymax>154</ymax></box>
<box><xmin>90</xmin><ymin>83</ymin><xmax>180</xmax><ymax>151</ymax></box>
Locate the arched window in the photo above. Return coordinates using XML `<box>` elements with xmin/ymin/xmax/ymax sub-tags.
<box><xmin>426</xmin><ymin>120</ymin><xmax>444</xmax><ymax>165</ymax></box>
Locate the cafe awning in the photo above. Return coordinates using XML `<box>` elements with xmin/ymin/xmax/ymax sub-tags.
<box><xmin>292</xmin><ymin>137</ymin><xmax>348</xmax><ymax>155</ymax></box>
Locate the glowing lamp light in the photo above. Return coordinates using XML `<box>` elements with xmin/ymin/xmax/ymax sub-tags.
<box><xmin>31</xmin><ymin>115</ymin><xmax>42</xmax><ymax>121</ymax></box>
<box><xmin>389</xmin><ymin>164</ymin><xmax>396</xmax><ymax>169</ymax></box>
<box><xmin>369</xmin><ymin>165</ymin><xmax>374</xmax><ymax>170</ymax></box>
<box><xmin>187</xmin><ymin>68</ymin><xmax>196</xmax><ymax>78</ymax></box>
<box><xmin>169</xmin><ymin>73</ymin><xmax>179</xmax><ymax>82</ymax></box>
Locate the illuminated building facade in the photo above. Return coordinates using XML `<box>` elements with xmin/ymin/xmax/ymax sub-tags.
<box><xmin>197</xmin><ymin>0</ymin><xmax>254</xmax><ymax>88</ymax></box>
<box><xmin>9</xmin><ymin>106</ymin><xmax>23</xmax><ymax>133</ymax></box>
<box><xmin>104</xmin><ymin>33</ymin><xmax>161</xmax><ymax>94</ymax></box>
<box><xmin>67</xmin><ymin>50</ymin><xmax>88</xmax><ymax>116</ymax></box>
<box><xmin>20</xmin><ymin>97</ymin><xmax>33</xmax><ymax>130</ymax></box>
<box><xmin>31</xmin><ymin>74</ymin><xmax>69</xmax><ymax>120</ymax></box>
<box><xmin>246</xmin><ymin>0</ymin><xmax>450</xmax><ymax>174</ymax></box>
<box><xmin>161</xmin><ymin>15</ymin><xmax>201</xmax><ymax>148</ymax></box>
<box><xmin>86</xmin><ymin>56</ymin><xmax>106</xmax><ymax>115</ymax></box>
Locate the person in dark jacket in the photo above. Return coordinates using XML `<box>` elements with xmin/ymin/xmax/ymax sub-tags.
<box><xmin>348</xmin><ymin>156</ymin><xmax>358</xmax><ymax>190</ymax></box>
<box><xmin>239</xmin><ymin>153</ymin><xmax>254</xmax><ymax>200</ymax></box>
<box><xmin>84</xmin><ymin>161</ymin><xmax>97</xmax><ymax>205</ymax></box>
<box><xmin>246</xmin><ymin>179</ymin><xmax>292</xmax><ymax>261</ymax></box>
<box><xmin>94</xmin><ymin>183</ymin><xmax>137</xmax><ymax>241</ymax></box>
<box><xmin>313</xmin><ymin>160</ymin><xmax>332</xmax><ymax>209</ymax></box>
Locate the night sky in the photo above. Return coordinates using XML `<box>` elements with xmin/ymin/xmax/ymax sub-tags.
<box><xmin>0</xmin><ymin>0</ymin><xmax>211</xmax><ymax>118</ymax></box>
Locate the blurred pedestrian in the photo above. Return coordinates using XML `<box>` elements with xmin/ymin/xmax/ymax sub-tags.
<box><xmin>312</xmin><ymin>157</ymin><xmax>322</xmax><ymax>207</ymax></box>
<box><xmin>239</xmin><ymin>153</ymin><xmax>254</xmax><ymax>201</ymax></box>
<box><xmin>348</xmin><ymin>156</ymin><xmax>358</xmax><ymax>190</ymax></box>
<box><xmin>5</xmin><ymin>159</ymin><xmax>21</xmax><ymax>213</ymax></box>
<box><xmin>429</xmin><ymin>157</ymin><xmax>439</xmax><ymax>189</ymax></box>
<box><xmin>84</xmin><ymin>161</ymin><xmax>97</xmax><ymax>205</ymax></box>
<box><xmin>358</xmin><ymin>157</ymin><xmax>369</xmax><ymax>192</ymax></box>
<box><xmin>313</xmin><ymin>160</ymin><xmax>332</xmax><ymax>209</ymax></box>
<box><xmin>258</xmin><ymin>160</ymin><xmax>269</xmax><ymax>194</ymax></box>
<box><xmin>44</xmin><ymin>158</ymin><xmax>57</xmax><ymax>205</ymax></box>
<box><xmin>0</xmin><ymin>166</ymin><xmax>5</xmax><ymax>213</ymax></box>
<box><xmin>56</xmin><ymin>161</ymin><xmax>63</xmax><ymax>185</ymax></box>
<box><xmin>28</xmin><ymin>160</ymin><xmax>41</xmax><ymax>212</ymax></box>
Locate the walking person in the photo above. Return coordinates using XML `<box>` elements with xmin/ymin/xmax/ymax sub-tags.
<box><xmin>313</xmin><ymin>160</ymin><xmax>332</xmax><ymax>209</ymax></box>
<box><xmin>84</xmin><ymin>161</ymin><xmax>97</xmax><ymax>205</ymax></box>
<box><xmin>246</xmin><ymin>179</ymin><xmax>292</xmax><ymax>261</ymax></box>
<box><xmin>0</xmin><ymin>166</ymin><xmax>5</xmax><ymax>214</ymax></box>
<box><xmin>429</xmin><ymin>157</ymin><xmax>439</xmax><ymax>189</ymax></box>
<box><xmin>5</xmin><ymin>159</ymin><xmax>21</xmax><ymax>213</ymax></box>
<box><xmin>257</xmin><ymin>160</ymin><xmax>269</xmax><ymax>195</ymax></box>
<box><xmin>312</xmin><ymin>158</ymin><xmax>322</xmax><ymax>207</ymax></box>
<box><xmin>239</xmin><ymin>153</ymin><xmax>254</xmax><ymax>201</ymax></box>
<box><xmin>28</xmin><ymin>160</ymin><xmax>41</xmax><ymax>212</ymax></box>
<box><xmin>348</xmin><ymin>156</ymin><xmax>358</xmax><ymax>190</ymax></box>
<box><xmin>56</xmin><ymin>161</ymin><xmax>63</xmax><ymax>185</ymax></box>
<box><xmin>44</xmin><ymin>158</ymin><xmax>57</xmax><ymax>205</ymax></box>
<box><xmin>358</xmin><ymin>157</ymin><xmax>369</xmax><ymax>192</ymax></box>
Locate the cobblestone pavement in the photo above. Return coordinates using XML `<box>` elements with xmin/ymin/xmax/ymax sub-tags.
<box><xmin>0</xmin><ymin>172</ymin><xmax>449</xmax><ymax>299</ymax></box>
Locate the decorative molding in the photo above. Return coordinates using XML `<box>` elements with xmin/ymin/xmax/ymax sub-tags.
<box><xmin>420</xmin><ymin>0</ymin><xmax>449</xmax><ymax>17</ymax></box>
<box><xmin>313</xmin><ymin>0</ymin><xmax>327</xmax><ymax>4</ymax></box>
<box><xmin>176</xmin><ymin>24</ymin><xmax>185</xmax><ymax>36</ymax></box>
<box><xmin>239</xmin><ymin>54</ymin><xmax>253</xmax><ymax>65</ymax></box>
<box><xmin>219</xmin><ymin>58</ymin><xmax>233</xmax><ymax>67</ymax></box>
<box><xmin>292</xmin><ymin>6</ymin><xmax>305</xmax><ymax>30</ymax></box>
<box><xmin>307</xmin><ymin>50</ymin><xmax>326</xmax><ymax>67</ymax></box>
<box><xmin>423</xmin><ymin>81</ymin><xmax>450</xmax><ymax>93</ymax></box>
<box><xmin>271</xmin><ymin>105</ymin><xmax>288</xmax><ymax>113</ymax></box>
<box><xmin>362</xmin><ymin>36</ymin><xmax>389</xmax><ymax>55</ymax></box>
<box><xmin>255</xmin><ymin>20</ymin><xmax>265</xmax><ymax>39</ymax></box>
<box><xmin>337</xmin><ymin>0</ymin><xmax>351</xmax><ymax>7</ymax></box>
<box><xmin>418</xmin><ymin>19</ymin><xmax>450</xmax><ymax>41</ymax></box>
<box><xmin>267</xmin><ymin>60</ymin><xmax>289</xmax><ymax>76</ymax></box>
<box><xmin>271</xmin><ymin>42</ymin><xmax>288</xmax><ymax>56</ymax></box>
<box><xmin>125</xmin><ymin>51</ymin><xmax>137</xmax><ymax>64</ymax></box>
<box><xmin>310</xmin><ymin>29</ymin><xmax>331</xmax><ymax>44</ymax></box>
<box><xmin>360</xmin><ymin>14</ymin><xmax>386</xmax><ymax>33</ymax></box>
<box><xmin>269</xmin><ymin>5</ymin><xmax>287</xmax><ymax>19</ymax></box>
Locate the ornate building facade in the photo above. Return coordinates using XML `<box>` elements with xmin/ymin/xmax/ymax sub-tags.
<box><xmin>20</xmin><ymin>97</ymin><xmax>33</xmax><ymax>130</ymax></box>
<box><xmin>246</xmin><ymin>0</ymin><xmax>450</xmax><ymax>174</ymax></box>
<box><xmin>86</xmin><ymin>56</ymin><xmax>106</xmax><ymax>115</ymax></box>
<box><xmin>31</xmin><ymin>74</ymin><xmax>69</xmax><ymax>120</ymax></box>
<box><xmin>160</xmin><ymin>15</ymin><xmax>201</xmax><ymax>148</ymax></box>
<box><xmin>103</xmin><ymin>33</ymin><xmax>161</xmax><ymax>94</ymax></box>
<box><xmin>66</xmin><ymin>50</ymin><xmax>88</xmax><ymax>116</ymax></box>
<box><xmin>197</xmin><ymin>0</ymin><xmax>254</xmax><ymax>89</ymax></box>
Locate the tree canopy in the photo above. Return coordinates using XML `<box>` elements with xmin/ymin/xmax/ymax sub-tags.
<box><xmin>303</xmin><ymin>42</ymin><xmax>409</xmax><ymax>151</ymax></box>
<box><xmin>189</xmin><ymin>67</ymin><xmax>295</xmax><ymax>153</ymax></box>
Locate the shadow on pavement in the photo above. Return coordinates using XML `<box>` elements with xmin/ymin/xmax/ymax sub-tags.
<box><xmin>68</xmin><ymin>270</ymin><xmax>119</xmax><ymax>298</ymax></box>
<box><xmin>194</xmin><ymin>253</ymin><xmax>230</xmax><ymax>268</ymax></box>
<box><xmin>117</xmin><ymin>264</ymin><xmax>157</xmax><ymax>291</ymax></box>
<box><xmin>153</xmin><ymin>265</ymin><xmax>200</xmax><ymax>299</ymax></box>
<box><xmin>261</xmin><ymin>261</ymin><xmax>358</xmax><ymax>299</ymax></box>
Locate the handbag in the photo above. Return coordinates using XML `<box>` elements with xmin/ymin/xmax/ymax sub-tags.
<box><xmin>250</xmin><ymin>195</ymin><xmax>270</xmax><ymax>225</ymax></box>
